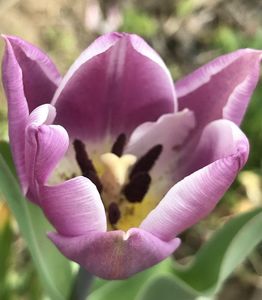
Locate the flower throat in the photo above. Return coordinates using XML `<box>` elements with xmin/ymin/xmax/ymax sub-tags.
<box><xmin>73</xmin><ymin>134</ymin><xmax>163</xmax><ymax>230</ymax></box>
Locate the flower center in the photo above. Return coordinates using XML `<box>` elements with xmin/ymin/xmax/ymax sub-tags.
<box><xmin>100</xmin><ymin>152</ymin><xmax>137</xmax><ymax>198</ymax></box>
<box><xmin>73</xmin><ymin>134</ymin><xmax>163</xmax><ymax>230</ymax></box>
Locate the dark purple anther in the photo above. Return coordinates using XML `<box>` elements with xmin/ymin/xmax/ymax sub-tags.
<box><xmin>111</xmin><ymin>133</ymin><xmax>126</xmax><ymax>157</ymax></box>
<box><xmin>108</xmin><ymin>202</ymin><xmax>121</xmax><ymax>225</ymax></box>
<box><xmin>73</xmin><ymin>139</ymin><xmax>103</xmax><ymax>193</ymax></box>
<box><xmin>129</xmin><ymin>144</ymin><xmax>163</xmax><ymax>179</ymax></box>
<box><xmin>124</xmin><ymin>172</ymin><xmax>151</xmax><ymax>203</ymax></box>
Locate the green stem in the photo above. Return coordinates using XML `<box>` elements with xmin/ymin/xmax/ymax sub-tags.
<box><xmin>69</xmin><ymin>267</ymin><xmax>93</xmax><ymax>300</ymax></box>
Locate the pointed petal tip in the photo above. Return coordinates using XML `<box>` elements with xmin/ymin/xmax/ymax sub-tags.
<box><xmin>1</xmin><ymin>34</ymin><xmax>14</xmax><ymax>41</ymax></box>
<box><xmin>1</xmin><ymin>34</ymin><xmax>26</xmax><ymax>48</ymax></box>
<box><xmin>1</xmin><ymin>34</ymin><xmax>14</xmax><ymax>57</ymax></box>
<box><xmin>108</xmin><ymin>31</ymin><xmax>126</xmax><ymax>38</ymax></box>
<box><xmin>1</xmin><ymin>34</ymin><xmax>12</xmax><ymax>42</ymax></box>
<box><xmin>1</xmin><ymin>33</ymin><xmax>7</xmax><ymax>41</ymax></box>
<box><xmin>177</xmin><ymin>48</ymin><xmax>262</xmax><ymax>130</ymax></box>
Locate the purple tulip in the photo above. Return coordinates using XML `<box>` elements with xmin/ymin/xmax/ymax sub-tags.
<box><xmin>2</xmin><ymin>32</ymin><xmax>262</xmax><ymax>279</ymax></box>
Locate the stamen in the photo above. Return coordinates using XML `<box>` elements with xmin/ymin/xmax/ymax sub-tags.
<box><xmin>123</xmin><ymin>172</ymin><xmax>151</xmax><ymax>203</ymax></box>
<box><xmin>111</xmin><ymin>133</ymin><xmax>126</xmax><ymax>157</ymax></box>
<box><xmin>73</xmin><ymin>139</ymin><xmax>103</xmax><ymax>192</ymax></box>
<box><xmin>108</xmin><ymin>202</ymin><xmax>121</xmax><ymax>225</ymax></box>
<box><xmin>129</xmin><ymin>145</ymin><xmax>163</xmax><ymax>179</ymax></box>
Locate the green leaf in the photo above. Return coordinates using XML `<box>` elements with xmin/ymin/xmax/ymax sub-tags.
<box><xmin>135</xmin><ymin>274</ymin><xmax>199</xmax><ymax>300</ymax></box>
<box><xmin>214</xmin><ymin>26</ymin><xmax>241</xmax><ymax>52</ymax></box>
<box><xmin>88</xmin><ymin>259</ymin><xmax>173</xmax><ymax>300</ymax></box>
<box><xmin>173</xmin><ymin>208</ymin><xmax>262</xmax><ymax>294</ymax></box>
<box><xmin>0</xmin><ymin>147</ymin><xmax>73</xmax><ymax>300</ymax></box>
<box><xmin>242</xmin><ymin>83</ymin><xmax>262</xmax><ymax>169</ymax></box>
<box><xmin>0</xmin><ymin>221</ymin><xmax>12</xmax><ymax>299</ymax></box>
<box><xmin>0</xmin><ymin>142</ymin><xmax>15</xmax><ymax>176</ymax></box>
<box><xmin>121</xmin><ymin>9</ymin><xmax>157</xmax><ymax>38</ymax></box>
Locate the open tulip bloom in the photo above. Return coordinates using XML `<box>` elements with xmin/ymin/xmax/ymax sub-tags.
<box><xmin>2</xmin><ymin>32</ymin><xmax>262</xmax><ymax>279</ymax></box>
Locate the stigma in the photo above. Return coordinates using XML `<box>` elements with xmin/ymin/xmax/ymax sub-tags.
<box><xmin>100</xmin><ymin>152</ymin><xmax>137</xmax><ymax>195</ymax></box>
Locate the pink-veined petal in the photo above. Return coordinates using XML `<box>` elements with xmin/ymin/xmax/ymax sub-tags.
<box><xmin>2</xmin><ymin>35</ymin><xmax>61</xmax><ymax>193</ymax></box>
<box><xmin>40</xmin><ymin>176</ymin><xmax>107</xmax><ymax>236</ymax></box>
<box><xmin>2</xmin><ymin>35</ymin><xmax>61</xmax><ymax>112</ymax></box>
<box><xmin>53</xmin><ymin>32</ymin><xmax>176</xmax><ymax>141</ymax></box>
<box><xmin>140</xmin><ymin>120</ymin><xmax>249</xmax><ymax>241</ymax></box>
<box><xmin>25</xmin><ymin>124</ymin><xmax>69</xmax><ymax>199</ymax></box>
<box><xmin>48</xmin><ymin>228</ymin><xmax>180</xmax><ymax>279</ymax></box>
<box><xmin>25</xmin><ymin>104</ymin><xmax>69</xmax><ymax>203</ymax></box>
<box><xmin>182</xmin><ymin>119</ymin><xmax>249</xmax><ymax>176</ymax></box>
<box><xmin>176</xmin><ymin>49</ymin><xmax>262</xmax><ymax>134</ymax></box>
<box><xmin>2</xmin><ymin>36</ymin><xmax>29</xmax><ymax>193</ymax></box>
<box><xmin>125</xmin><ymin>109</ymin><xmax>195</xmax><ymax>172</ymax></box>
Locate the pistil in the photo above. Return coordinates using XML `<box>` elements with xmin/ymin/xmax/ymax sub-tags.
<box><xmin>100</xmin><ymin>153</ymin><xmax>137</xmax><ymax>194</ymax></box>
<box><xmin>73</xmin><ymin>138</ymin><xmax>164</xmax><ymax>230</ymax></box>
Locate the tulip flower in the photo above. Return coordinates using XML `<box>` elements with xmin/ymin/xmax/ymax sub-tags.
<box><xmin>2</xmin><ymin>33</ymin><xmax>261</xmax><ymax>279</ymax></box>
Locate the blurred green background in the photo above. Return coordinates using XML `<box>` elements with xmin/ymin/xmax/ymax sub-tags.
<box><xmin>0</xmin><ymin>0</ymin><xmax>261</xmax><ymax>299</ymax></box>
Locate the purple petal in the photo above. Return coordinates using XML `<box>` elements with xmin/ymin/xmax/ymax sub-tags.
<box><xmin>2</xmin><ymin>35</ymin><xmax>61</xmax><ymax>112</ymax></box>
<box><xmin>125</xmin><ymin>109</ymin><xmax>195</xmax><ymax>173</ymax></box>
<box><xmin>40</xmin><ymin>176</ymin><xmax>106</xmax><ymax>236</ymax></box>
<box><xmin>2</xmin><ymin>36</ymin><xmax>29</xmax><ymax>193</ymax></box>
<box><xmin>53</xmin><ymin>32</ymin><xmax>176</xmax><ymax>140</ymax></box>
<box><xmin>182</xmin><ymin>119</ymin><xmax>249</xmax><ymax>176</ymax></box>
<box><xmin>2</xmin><ymin>35</ymin><xmax>61</xmax><ymax>192</ymax></box>
<box><xmin>48</xmin><ymin>228</ymin><xmax>180</xmax><ymax>279</ymax></box>
<box><xmin>140</xmin><ymin>120</ymin><xmax>249</xmax><ymax>241</ymax></box>
<box><xmin>176</xmin><ymin>49</ymin><xmax>262</xmax><ymax>135</ymax></box>
<box><xmin>27</xmin><ymin>103</ymin><xmax>56</xmax><ymax>126</ymax></box>
<box><xmin>24</xmin><ymin>104</ymin><xmax>69</xmax><ymax>203</ymax></box>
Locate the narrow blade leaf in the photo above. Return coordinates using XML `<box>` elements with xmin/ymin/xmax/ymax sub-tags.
<box><xmin>0</xmin><ymin>145</ymin><xmax>73</xmax><ymax>300</ymax></box>
<box><xmin>173</xmin><ymin>208</ymin><xmax>262</xmax><ymax>294</ymax></box>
